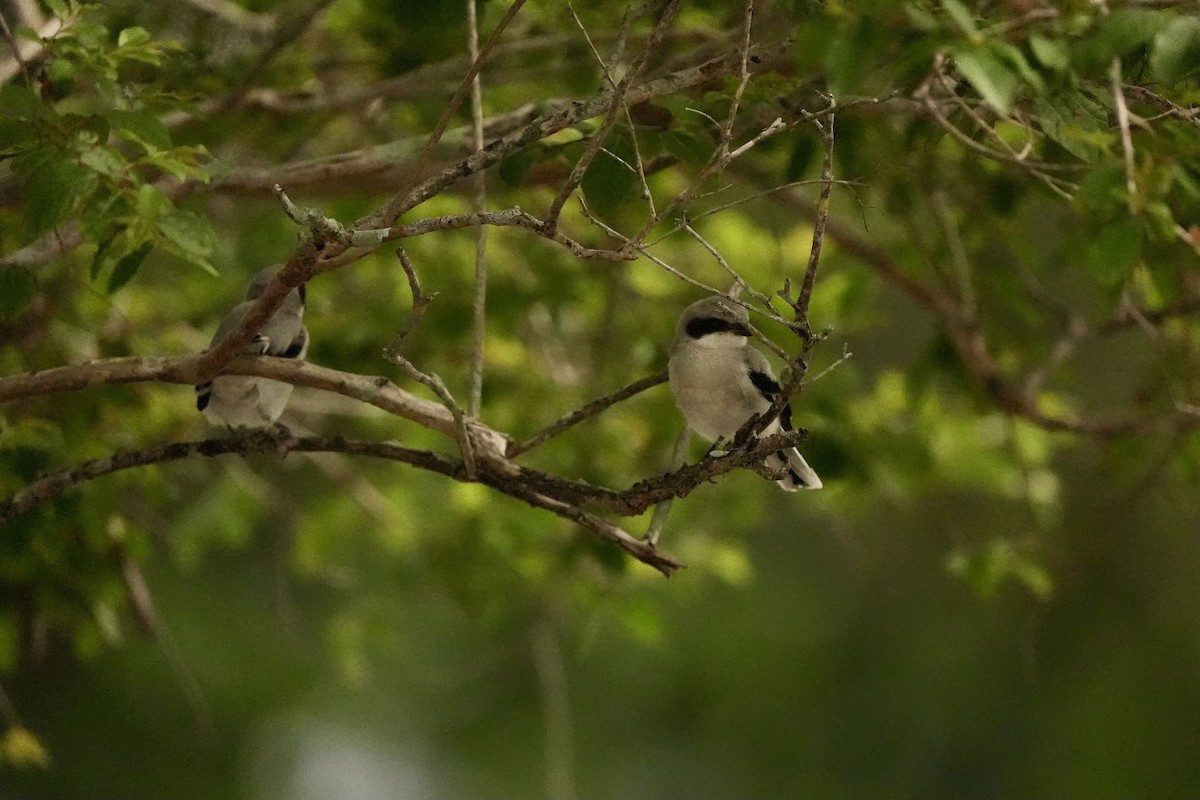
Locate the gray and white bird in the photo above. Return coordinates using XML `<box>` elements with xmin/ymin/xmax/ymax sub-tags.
<box><xmin>195</xmin><ymin>268</ymin><xmax>309</xmax><ymax>430</ymax></box>
<box><xmin>668</xmin><ymin>295</ymin><xmax>822</xmax><ymax>491</ymax></box>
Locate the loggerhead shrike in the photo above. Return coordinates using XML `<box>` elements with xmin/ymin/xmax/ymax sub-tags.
<box><xmin>668</xmin><ymin>295</ymin><xmax>822</xmax><ymax>491</ymax></box>
<box><xmin>195</xmin><ymin>268</ymin><xmax>309</xmax><ymax>430</ymax></box>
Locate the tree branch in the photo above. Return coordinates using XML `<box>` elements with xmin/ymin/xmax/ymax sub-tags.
<box><xmin>376</xmin><ymin>0</ymin><xmax>529</xmax><ymax>227</ymax></box>
<box><xmin>353</xmin><ymin>38</ymin><xmax>792</xmax><ymax>230</ymax></box>
<box><xmin>466</xmin><ymin>0</ymin><xmax>491</xmax><ymax>419</ymax></box>
<box><xmin>794</xmin><ymin>102</ymin><xmax>835</xmax><ymax>333</ymax></box>
<box><xmin>543</xmin><ymin>0</ymin><xmax>680</xmax><ymax>231</ymax></box>
<box><xmin>0</xmin><ymin>355</ymin><xmax>512</xmax><ymax>456</ymax></box>
<box><xmin>0</xmin><ymin>40</ymin><xmax>793</xmax><ymax>272</ymax></box>
<box><xmin>0</xmin><ymin>433</ymin><xmax>682</xmax><ymax>575</ymax></box>
<box><xmin>510</xmin><ymin>371</ymin><xmax>669</xmax><ymax>457</ymax></box>
<box><xmin>756</xmin><ymin>170</ymin><xmax>1174</xmax><ymax>438</ymax></box>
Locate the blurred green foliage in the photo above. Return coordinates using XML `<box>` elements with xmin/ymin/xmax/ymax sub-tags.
<box><xmin>1</xmin><ymin>0</ymin><xmax>1199</xmax><ymax>798</ymax></box>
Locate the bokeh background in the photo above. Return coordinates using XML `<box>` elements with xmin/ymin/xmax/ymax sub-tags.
<box><xmin>2</xmin><ymin>1</ymin><xmax>1199</xmax><ymax>798</ymax></box>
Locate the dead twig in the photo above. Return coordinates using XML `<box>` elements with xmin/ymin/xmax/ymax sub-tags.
<box><xmin>510</xmin><ymin>371</ymin><xmax>669</xmax><ymax>457</ymax></box>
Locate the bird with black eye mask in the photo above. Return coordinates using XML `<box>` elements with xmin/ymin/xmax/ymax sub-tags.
<box><xmin>668</xmin><ymin>295</ymin><xmax>822</xmax><ymax>491</ymax></box>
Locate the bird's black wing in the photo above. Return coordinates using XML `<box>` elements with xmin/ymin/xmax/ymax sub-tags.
<box><xmin>747</xmin><ymin>370</ymin><xmax>794</xmax><ymax>430</ymax></box>
<box><xmin>280</xmin><ymin>327</ymin><xmax>308</xmax><ymax>359</ymax></box>
<box><xmin>195</xmin><ymin>383</ymin><xmax>211</xmax><ymax>411</ymax></box>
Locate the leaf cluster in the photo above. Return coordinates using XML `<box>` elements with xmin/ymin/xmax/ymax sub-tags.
<box><xmin>0</xmin><ymin>3</ymin><xmax>213</xmax><ymax>304</ymax></box>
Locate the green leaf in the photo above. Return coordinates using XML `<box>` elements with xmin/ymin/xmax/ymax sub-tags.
<box><xmin>1079</xmin><ymin>9</ymin><xmax>1171</xmax><ymax>69</ymax></box>
<box><xmin>134</xmin><ymin>183</ymin><xmax>170</xmax><ymax>220</ymax></box>
<box><xmin>108</xmin><ymin>110</ymin><xmax>171</xmax><ymax>152</ymax></box>
<box><xmin>45</xmin><ymin>58</ymin><xmax>76</xmax><ymax>90</ymax></box>
<box><xmin>12</xmin><ymin>148</ymin><xmax>98</xmax><ymax>232</ymax></box>
<box><xmin>991</xmin><ymin>41</ymin><xmax>1045</xmax><ymax>95</ymax></box>
<box><xmin>1035</xmin><ymin>94</ymin><xmax>1112</xmax><ymax>163</ymax></box>
<box><xmin>540</xmin><ymin>127</ymin><xmax>585</xmax><ymax>147</ymax></box>
<box><xmin>0</xmin><ymin>269</ymin><xmax>38</xmax><ymax>321</ymax></box>
<box><xmin>0</xmin><ymin>87</ymin><xmax>38</xmax><ymax>156</ymax></box>
<box><xmin>142</xmin><ymin>149</ymin><xmax>210</xmax><ymax>182</ymax></box>
<box><xmin>496</xmin><ymin>146</ymin><xmax>539</xmax><ymax>187</ymax></box>
<box><xmin>90</xmin><ymin>230</ymin><xmax>119</xmax><ymax>281</ymax></box>
<box><xmin>660</xmin><ymin>127</ymin><xmax>710</xmax><ymax>167</ymax></box>
<box><xmin>785</xmin><ymin>134</ymin><xmax>819</xmax><ymax>181</ymax></box>
<box><xmin>43</xmin><ymin>0</ymin><xmax>69</xmax><ymax>19</ymax></box>
<box><xmin>581</xmin><ymin>135</ymin><xmax>637</xmax><ymax>215</ymax></box>
<box><xmin>78</xmin><ymin>145</ymin><xmax>126</xmax><ymax>179</ymax></box>
<box><xmin>107</xmin><ymin>242</ymin><xmax>153</xmax><ymax>293</ymax></box>
<box><xmin>1088</xmin><ymin>217</ymin><xmax>1143</xmax><ymax>285</ymax></box>
<box><xmin>1151</xmin><ymin>16</ymin><xmax>1200</xmax><ymax>83</ymax></box>
<box><xmin>940</xmin><ymin>0</ymin><xmax>979</xmax><ymax>38</ymax></box>
<box><xmin>1029</xmin><ymin>34</ymin><xmax>1070</xmax><ymax>72</ymax></box>
<box><xmin>1077</xmin><ymin>163</ymin><xmax>1128</xmax><ymax>219</ymax></box>
<box><xmin>116</xmin><ymin>27</ymin><xmax>152</xmax><ymax>48</ymax></box>
<box><xmin>953</xmin><ymin>44</ymin><xmax>1020</xmax><ymax>114</ymax></box>
<box><xmin>155</xmin><ymin>209</ymin><xmax>217</xmax><ymax>274</ymax></box>
<box><xmin>0</xmin><ymin>83</ymin><xmax>36</xmax><ymax>122</ymax></box>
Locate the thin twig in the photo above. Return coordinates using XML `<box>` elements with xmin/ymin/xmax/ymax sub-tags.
<box><xmin>0</xmin><ymin>5</ymin><xmax>58</xmax><ymax>87</ymax></box>
<box><xmin>803</xmin><ymin>342</ymin><xmax>854</xmax><ymax>384</ymax></box>
<box><xmin>687</xmin><ymin>177</ymin><xmax>865</xmax><ymax>225</ymax></box>
<box><xmin>717</xmin><ymin>0</ymin><xmax>757</xmax><ymax>159</ymax></box>
<box><xmin>915</xmin><ymin>77</ymin><xmax>1077</xmax><ymax>200</ymax></box>
<box><xmin>212</xmin><ymin>0</ymin><xmax>336</xmax><ymax>114</ymax></box>
<box><xmin>510</xmin><ymin>371</ymin><xmax>668</xmax><ymax>457</ymax></box>
<box><xmin>382</xmin><ymin>248</ymin><xmax>477</xmax><ymax>477</ymax></box>
<box><xmin>578</xmin><ymin>200</ymin><xmax>799</xmax><ymax>362</ymax></box>
<box><xmin>791</xmin><ymin>102</ymin><xmax>836</xmax><ymax>335</ymax></box>
<box><xmin>383</xmin><ymin>351</ymin><xmax>479</xmax><ymax>479</ymax></box>
<box><xmin>0</xmin><ymin>434</ymin><xmax>684</xmax><ymax>575</ymax></box>
<box><xmin>631</xmin><ymin>100</ymin><xmax>831</xmax><ymax>246</ymax></box>
<box><xmin>567</xmin><ymin>4</ymin><xmax>657</xmax><ymax>214</ymax></box>
<box><xmin>1123</xmin><ymin>84</ymin><xmax>1200</xmax><ymax>128</ymax></box>
<box><xmin>376</xmin><ymin>0</ymin><xmax>529</xmax><ymax>226</ymax></box>
<box><xmin>467</xmin><ymin>0</ymin><xmax>490</xmax><ymax>418</ymax></box>
<box><xmin>0</xmin><ymin>8</ymin><xmax>30</xmax><ymax>81</ymax></box>
<box><xmin>387</xmin><ymin>207</ymin><xmax>631</xmax><ymax>259</ymax></box>
<box><xmin>3</xmin><ymin>41</ymin><xmax>798</xmax><ymax>271</ymax></box>
<box><xmin>388</xmin><ymin>247</ymin><xmax>438</xmax><ymax>349</ymax></box>
<box><xmin>1111</xmin><ymin>57</ymin><xmax>1139</xmax><ymax>205</ymax></box>
<box><xmin>117</xmin><ymin>554</ymin><xmax>216</xmax><ymax>739</ymax></box>
<box><xmin>544</xmin><ymin>0</ymin><xmax>678</xmax><ymax>230</ymax></box>
<box><xmin>356</xmin><ymin>40</ymin><xmax>792</xmax><ymax>233</ymax></box>
<box><xmin>679</xmin><ymin>221</ymin><xmax>772</xmax><ymax>307</ymax></box>
<box><xmin>932</xmin><ymin>62</ymin><xmax>1056</xmax><ymax>171</ymax></box>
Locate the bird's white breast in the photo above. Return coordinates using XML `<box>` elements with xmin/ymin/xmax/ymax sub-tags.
<box><xmin>668</xmin><ymin>340</ymin><xmax>767</xmax><ymax>441</ymax></box>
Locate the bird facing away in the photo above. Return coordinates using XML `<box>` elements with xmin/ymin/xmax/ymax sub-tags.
<box><xmin>195</xmin><ymin>268</ymin><xmax>309</xmax><ymax>430</ymax></box>
<box><xmin>668</xmin><ymin>295</ymin><xmax>822</xmax><ymax>491</ymax></box>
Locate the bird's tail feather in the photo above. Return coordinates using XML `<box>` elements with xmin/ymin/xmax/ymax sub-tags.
<box><xmin>766</xmin><ymin>447</ymin><xmax>823</xmax><ymax>491</ymax></box>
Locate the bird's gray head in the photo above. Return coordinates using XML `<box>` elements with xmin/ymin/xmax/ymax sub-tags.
<box><xmin>245</xmin><ymin>267</ymin><xmax>307</xmax><ymax>308</ymax></box>
<box><xmin>675</xmin><ymin>295</ymin><xmax>752</xmax><ymax>346</ymax></box>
